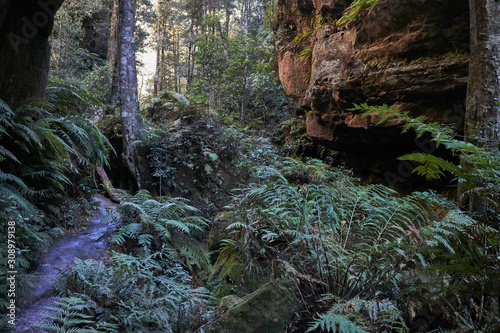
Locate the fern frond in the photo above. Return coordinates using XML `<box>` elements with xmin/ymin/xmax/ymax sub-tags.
<box><xmin>398</xmin><ymin>153</ymin><xmax>464</xmax><ymax>181</ymax></box>
<box><xmin>308</xmin><ymin>312</ymin><xmax>369</xmax><ymax>333</ymax></box>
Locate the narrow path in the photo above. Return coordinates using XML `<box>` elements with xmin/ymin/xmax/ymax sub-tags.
<box><xmin>15</xmin><ymin>196</ymin><xmax>119</xmax><ymax>333</ymax></box>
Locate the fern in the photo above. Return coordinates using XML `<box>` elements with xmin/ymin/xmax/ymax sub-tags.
<box><xmin>337</xmin><ymin>0</ymin><xmax>380</xmax><ymax>26</ymax></box>
<box><xmin>309</xmin><ymin>296</ymin><xmax>407</xmax><ymax>333</ymax></box>
<box><xmin>0</xmin><ymin>88</ymin><xmax>110</xmax><ymax>311</ymax></box>
<box><xmin>214</xmin><ymin>157</ymin><xmax>496</xmax><ymax>330</ymax></box>
<box><xmin>35</xmin><ymin>296</ymin><xmax>118</xmax><ymax>333</ymax></box>
<box><xmin>300</xmin><ymin>45</ymin><xmax>314</xmax><ymax>61</ymax></box>
<box><xmin>353</xmin><ymin>102</ymin><xmax>500</xmax><ymax>223</ymax></box>
<box><xmin>218</xmin><ymin>159</ymin><xmax>438</xmax><ymax>299</ymax></box>
<box><xmin>113</xmin><ymin>190</ymin><xmax>210</xmax><ymax>272</ymax></box>
<box><xmin>46</xmin><ymin>75</ymin><xmax>103</xmax><ymax>111</ymax></box>
<box><xmin>308</xmin><ymin>312</ymin><xmax>369</xmax><ymax>333</ymax></box>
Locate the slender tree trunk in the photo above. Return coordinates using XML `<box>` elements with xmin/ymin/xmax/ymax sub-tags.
<box><xmin>225</xmin><ymin>8</ymin><xmax>231</xmax><ymax>36</ymax></box>
<box><xmin>159</xmin><ymin>19</ymin><xmax>166</xmax><ymax>93</ymax></box>
<box><xmin>58</xmin><ymin>17</ymin><xmax>63</xmax><ymax>72</ymax></box>
<box><xmin>107</xmin><ymin>0</ymin><xmax>120</xmax><ymax>106</ymax></box>
<box><xmin>240</xmin><ymin>0</ymin><xmax>250</xmax><ymax>123</ymax></box>
<box><xmin>461</xmin><ymin>0</ymin><xmax>500</xmax><ymax>212</ymax></box>
<box><xmin>187</xmin><ymin>19</ymin><xmax>194</xmax><ymax>87</ymax></box>
<box><xmin>119</xmin><ymin>0</ymin><xmax>152</xmax><ymax>192</ymax></box>
<box><xmin>154</xmin><ymin>11</ymin><xmax>161</xmax><ymax>96</ymax></box>
<box><xmin>257</xmin><ymin>0</ymin><xmax>263</xmax><ymax>24</ymax></box>
<box><xmin>190</xmin><ymin>26</ymin><xmax>197</xmax><ymax>88</ymax></box>
<box><xmin>173</xmin><ymin>30</ymin><xmax>179</xmax><ymax>93</ymax></box>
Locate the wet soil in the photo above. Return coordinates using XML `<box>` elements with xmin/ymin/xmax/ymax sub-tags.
<box><xmin>14</xmin><ymin>196</ymin><xmax>119</xmax><ymax>333</ymax></box>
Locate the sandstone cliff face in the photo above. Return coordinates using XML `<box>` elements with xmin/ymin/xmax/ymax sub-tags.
<box><xmin>277</xmin><ymin>0</ymin><xmax>469</xmax><ymax>154</ymax></box>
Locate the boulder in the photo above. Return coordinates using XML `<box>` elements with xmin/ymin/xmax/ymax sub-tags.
<box><xmin>206</xmin><ymin>281</ymin><xmax>299</xmax><ymax>333</ymax></box>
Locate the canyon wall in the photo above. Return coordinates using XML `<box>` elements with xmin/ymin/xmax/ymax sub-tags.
<box><xmin>277</xmin><ymin>0</ymin><xmax>469</xmax><ymax>184</ymax></box>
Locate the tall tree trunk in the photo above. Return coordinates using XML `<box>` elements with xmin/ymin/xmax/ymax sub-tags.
<box><xmin>466</xmin><ymin>0</ymin><xmax>500</xmax><ymax>146</ymax></box>
<box><xmin>107</xmin><ymin>0</ymin><xmax>120</xmax><ymax>106</ymax></box>
<box><xmin>0</xmin><ymin>0</ymin><xmax>64</xmax><ymax>106</ymax></box>
<box><xmin>173</xmin><ymin>30</ymin><xmax>180</xmax><ymax>93</ymax></box>
<box><xmin>119</xmin><ymin>0</ymin><xmax>151</xmax><ymax>192</ymax></box>
<box><xmin>154</xmin><ymin>10</ymin><xmax>161</xmax><ymax>96</ymax></box>
<box><xmin>225</xmin><ymin>7</ymin><xmax>231</xmax><ymax>36</ymax></box>
<box><xmin>240</xmin><ymin>0</ymin><xmax>249</xmax><ymax>123</ymax></box>
<box><xmin>461</xmin><ymin>0</ymin><xmax>500</xmax><ymax>212</ymax></box>
<box><xmin>244</xmin><ymin>0</ymin><xmax>249</xmax><ymax>35</ymax></box>
<box><xmin>159</xmin><ymin>19</ymin><xmax>166</xmax><ymax>93</ymax></box>
<box><xmin>257</xmin><ymin>0</ymin><xmax>263</xmax><ymax>24</ymax></box>
<box><xmin>187</xmin><ymin>19</ymin><xmax>194</xmax><ymax>88</ymax></box>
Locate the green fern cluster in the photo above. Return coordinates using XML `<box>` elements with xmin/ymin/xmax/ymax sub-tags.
<box><xmin>0</xmin><ymin>92</ymin><xmax>111</xmax><ymax>215</ymax></box>
<box><xmin>53</xmin><ymin>254</ymin><xmax>210</xmax><ymax>332</ymax></box>
<box><xmin>214</xmin><ymin>158</ymin><xmax>488</xmax><ymax>331</ymax></box>
<box><xmin>50</xmin><ymin>192</ymin><xmax>213</xmax><ymax>332</ymax></box>
<box><xmin>111</xmin><ymin>189</ymin><xmax>211</xmax><ymax>272</ymax></box>
<box><xmin>308</xmin><ymin>296</ymin><xmax>406</xmax><ymax>333</ymax></box>
<box><xmin>35</xmin><ymin>296</ymin><xmax>118</xmax><ymax>333</ymax></box>
<box><xmin>351</xmin><ymin>103</ymin><xmax>500</xmax><ymax>330</ymax></box>
<box><xmin>353</xmin><ymin>103</ymin><xmax>500</xmax><ymax>223</ymax></box>
<box><xmin>0</xmin><ymin>79</ymin><xmax>111</xmax><ymax>313</ymax></box>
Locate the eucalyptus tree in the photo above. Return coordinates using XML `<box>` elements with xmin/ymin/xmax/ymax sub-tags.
<box><xmin>49</xmin><ymin>0</ymin><xmax>113</xmax><ymax>82</ymax></box>
<box><xmin>462</xmin><ymin>0</ymin><xmax>500</xmax><ymax>215</ymax></box>
<box><xmin>153</xmin><ymin>0</ymin><xmax>187</xmax><ymax>94</ymax></box>
<box><xmin>119</xmin><ymin>0</ymin><xmax>152</xmax><ymax>191</ymax></box>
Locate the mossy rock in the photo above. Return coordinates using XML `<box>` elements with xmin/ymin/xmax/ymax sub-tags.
<box><xmin>208</xmin><ymin>213</ymin><xmax>230</xmax><ymax>251</ymax></box>
<box><xmin>206</xmin><ymin>281</ymin><xmax>299</xmax><ymax>333</ymax></box>
<box><xmin>218</xmin><ymin>294</ymin><xmax>243</xmax><ymax>310</ymax></box>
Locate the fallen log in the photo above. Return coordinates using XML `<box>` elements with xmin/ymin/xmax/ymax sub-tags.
<box><xmin>96</xmin><ymin>166</ymin><xmax>119</xmax><ymax>203</ymax></box>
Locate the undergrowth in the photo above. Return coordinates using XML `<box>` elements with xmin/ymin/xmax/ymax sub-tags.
<box><xmin>48</xmin><ymin>192</ymin><xmax>212</xmax><ymax>333</ymax></box>
<box><xmin>0</xmin><ymin>77</ymin><xmax>111</xmax><ymax>327</ymax></box>
<box><xmin>213</xmin><ymin>157</ymin><xmax>499</xmax><ymax>332</ymax></box>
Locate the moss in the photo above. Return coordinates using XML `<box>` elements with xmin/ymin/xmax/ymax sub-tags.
<box><xmin>207</xmin><ymin>281</ymin><xmax>299</xmax><ymax>333</ymax></box>
<box><xmin>218</xmin><ymin>294</ymin><xmax>243</xmax><ymax>310</ymax></box>
<box><xmin>208</xmin><ymin>214</ymin><xmax>230</xmax><ymax>251</ymax></box>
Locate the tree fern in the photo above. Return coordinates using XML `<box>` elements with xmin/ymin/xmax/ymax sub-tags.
<box><xmin>46</xmin><ymin>75</ymin><xmax>103</xmax><ymax>112</ymax></box>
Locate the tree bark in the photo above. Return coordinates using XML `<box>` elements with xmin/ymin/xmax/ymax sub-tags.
<box><xmin>154</xmin><ymin>10</ymin><xmax>161</xmax><ymax>96</ymax></box>
<box><xmin>187</xmin><ymin>18</ymin><xmax>194</xmax><ymax>87</ymax></box>
<box><xmin>107</xmin><ymin>0</ymin><xmax>120</xmax><ymax>106</ymax></box>
<box><xmin>119</xmin><ymin>0</ymin><xmax>152</xmax><ymax>192</ymax></box>
<box><xmin>257</xmin><ymin>0</ymin><xmax>263</xmax><ymax>24</ymax></box>
<box><xmin>159</xmin><ymin>19</ymin><xmax>166</xmax><ymax>92</ymax></box>
<box><xmin>240</xmin><ymin>0</ymin><xmax>250</xmax><ymax>124</ymax></box>
<box><xmin>461</xmin><ymin>0</ymin><xmax>500</xmax><ymax>213</ymax></box>
<box><xmin>466</xmin><ymin>0</ymin><xmax>500</xmax><ymax>146</ymax></box>
<box><xmin>0</xmin><ymin>0</ymin><xmax>64</xmax><ymax>106</ymax></box>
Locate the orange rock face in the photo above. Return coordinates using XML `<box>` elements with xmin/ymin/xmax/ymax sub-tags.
<box><xmin>277</xmin><ymin>0</ymin><xmax>469</xmax><ymax>149</ymax></box>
